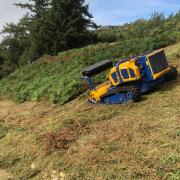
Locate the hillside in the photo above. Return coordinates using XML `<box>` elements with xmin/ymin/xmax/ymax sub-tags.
<box><xmin>0</xmin><ymin>34</ymin><xmax>179</xmax><ymax>105</ymax></box>
<box><xmin>96</xmin><ymin>12</ymin><xmax>180</xmax><ymax>43</ymax></box>
<box><xmin>0</xmin><ymin>42</ymin><xmax>179</xmax><ymax>179</ymax></box>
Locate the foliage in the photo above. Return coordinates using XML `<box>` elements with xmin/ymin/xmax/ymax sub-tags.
<box><xmin>0</xmin><ymin>0</ymin><xmax>97</xmax><ymax>78</ymax></box>
<box><xmin>0</xmin><ymin>16</ymin><xmax>30</xmax><ymax>78</ymax></box>
<box><xmin>15</xmin><ymin>0</ymin><xmax>97</xmax><ymax>60</ymax></box>
<box><xmin>0</xmin><ymin>33</ymin><xmax>178</xmax><ymax>104</ymax></box>
<box><xmin>95</xmin><ymin>11</ymin><xmax>180</xmax><ymax>43</ymax></box>
<box><xmin>49</xmin><ymin>0</ymin><xmax>98</xmax><ymax>54</ymax></box>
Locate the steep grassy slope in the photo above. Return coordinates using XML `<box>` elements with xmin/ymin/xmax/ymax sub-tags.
<box><xmin>0</xmin><ymin>43</ymin><xmax>179</xmax><ymax>179</ymax></box>
<box><xmin>0</xmin><ymin>35</ymin><xmax>178</xmax><ymax>105</ymax></box>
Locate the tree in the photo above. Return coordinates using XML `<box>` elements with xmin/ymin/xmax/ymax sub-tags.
<box><xmin>149</xmin><ymin>12</ymin><xmax>165</xmax><ymax>26</ymax></box>
<box><xmin>0</xmin><ymin>16</ymin><xmax>29</xmax><ymax>66</ymax></box>
<box><xmin>0</xmin><ymin>0</ymin><xmax>97</xmax><ymax>77</ymax></box>
<box><xmin>15</xmin><ymin>0</ymin><xmax>97</xmax><ymax>57</ymax></box>
<box><xmin>15</xmin><ymin>0</ymin><xmax>51</xmax><ymax>60</ymax></box>
<box><xmin>0</xmin><ymin>52</ymin><xmax>16</xmax><ymax>78</ymax></box>
<box><xmin>0</xmin><ymin>54</ymin><xmax>5</xmax><ymax>79</ymax></box>
<box><xmin>49</xmin><ymin>0</ymin><xmax>97</xmax><ymax>53</ymax></box>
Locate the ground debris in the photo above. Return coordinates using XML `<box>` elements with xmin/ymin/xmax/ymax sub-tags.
<box><xmin>43</xmin><ymin>122</ymin><xmax>91</xmax><ymax>152</ymax></box>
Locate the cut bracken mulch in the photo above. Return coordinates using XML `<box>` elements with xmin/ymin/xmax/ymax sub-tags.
<box><xmin>43</xmin><ymin>122</ymin><xmax>91</xmax><ymax>152</ymax></box>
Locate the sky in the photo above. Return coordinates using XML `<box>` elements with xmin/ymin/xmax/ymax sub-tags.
<box><xmin>0</xmin><ymin>0</ymin><xmax>180</xmax><ymax>39</ymax></box>
<box><xmin>87</xmin><ymin>0</ymin><xmax>180</xmax><ymax>25</ymax></box>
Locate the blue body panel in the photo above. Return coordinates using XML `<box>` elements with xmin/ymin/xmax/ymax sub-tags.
<box><xmin>136</xmin><ymin>55</ymin><xmax>167</xmax><ymax>93</ymax></box>
<box><xmin>102</xmin><ymin>93</ymin><xmax>128</xmax><ymax>104</ymax></box>
<box><xmin>137</xmin><ymin>56</ymin><xmax>154</xmax><ymax>81</ymax></box>
<box><xmin>129</xmin><ymin>69</ymin><xmax>136</xmax><ymax>78</ymax></box>
<box><xmin>111</xmin><ymin>72</ymin><xmax>118</xmax><ymax>83</ymax></box>
<box><xmin>121</xmin><ymin>69</ymin><xmax>129</xmax><ymax>79</ymax></box>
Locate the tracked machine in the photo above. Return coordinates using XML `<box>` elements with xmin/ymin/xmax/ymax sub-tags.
<box><xmin>82</xmin><ymin>49</ymin><xmax>177</xmax><ymax>104</ymax></box>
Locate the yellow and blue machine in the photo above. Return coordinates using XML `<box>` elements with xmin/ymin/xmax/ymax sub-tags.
<box><xmin>82</xmin><ymin>49</ymin><xmax>177</xmax><ymax>104</ymax></box>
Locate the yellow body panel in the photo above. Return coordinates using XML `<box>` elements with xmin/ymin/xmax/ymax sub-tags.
<box><xmin>147</xmin><ymin>49</ymin><xmax>171</xmax><ymax>80</ymax></box>
<box><xmin>109</xmin><ymin>58</ymin><xmax>141</xmax><ymax>86</ymax></box>
<box><xmin>89</xmin><ymin>81</ymin><xmax>111</xmax><ymax>103</ymax></box>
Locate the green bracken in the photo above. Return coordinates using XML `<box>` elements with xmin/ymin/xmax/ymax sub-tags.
<box><xmin>0</xmin><ymin>35</ymin><xmax>178</xmax><ymax>105</ymax></box>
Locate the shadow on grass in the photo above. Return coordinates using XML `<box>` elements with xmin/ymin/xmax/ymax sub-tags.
<box><xmin>144</xmin><ymin>73</ymin><xmax>179</xmax><ymax>96</ymax></box>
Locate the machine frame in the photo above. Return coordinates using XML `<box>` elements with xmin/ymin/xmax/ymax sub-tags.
<box><xmin>82</xmin><ymin>49</ymin><xmax>177</xmax><ymax>104</ymax></box>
